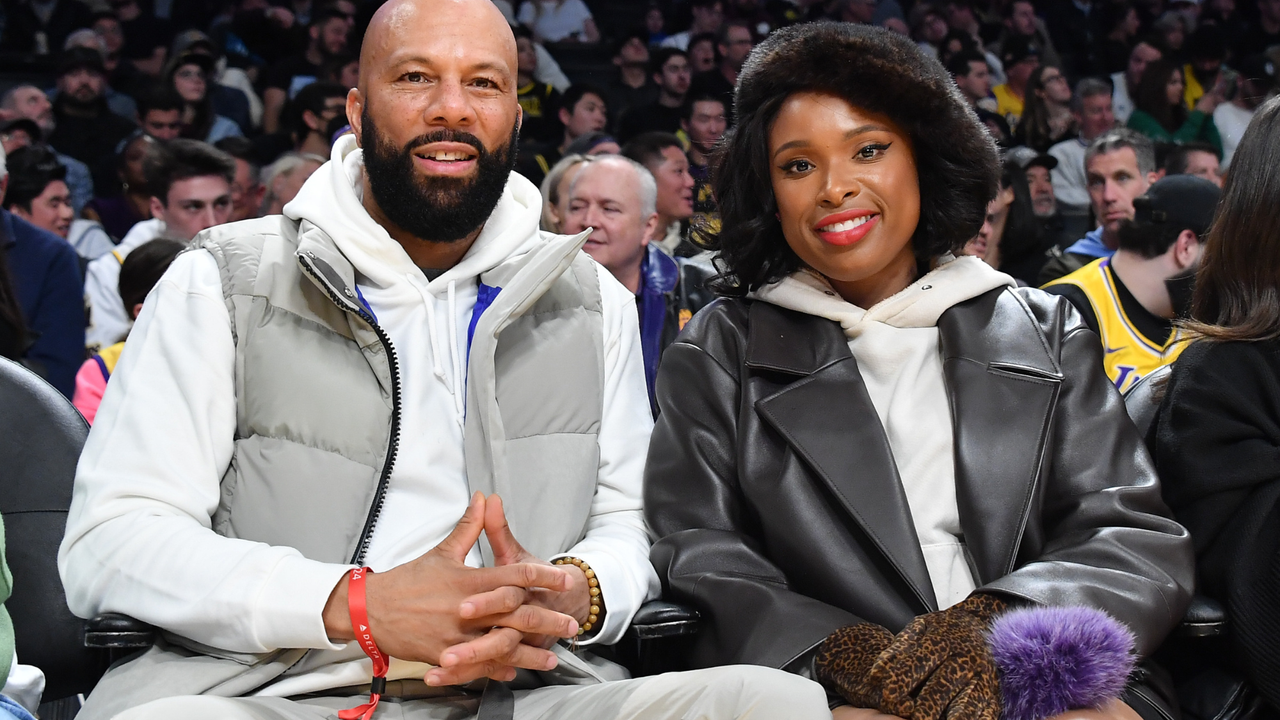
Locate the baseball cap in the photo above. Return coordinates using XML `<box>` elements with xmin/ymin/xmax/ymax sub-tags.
<box><xmin>1131</xmin><ymin>175</ymin><xmax>1221</xmax><ymax>237</ymax></box>
<box><xmin>172</xmin><ymin>30</ymin><xmax>218</xmax><ymax>59</ymax></box>
<box><xmin>1237</xmin><ymin>54</ymin><xmax>1276</xmax><ymax>84</ymax></box>
<box><xmin>1004</xmin><ymin>145</ymin><xmax>1058</xmax><ymax>171</ymax></box>
<box><xmin>0</xmin><ymin>118</ymin><xmax>42</xmax><ymax>144</ymax></box>
<box><xmin>1001</xmin><ymin>36</ymin><xmax>1040</xmax><ymax>67</ymax></box>
<box><xmin>57</xmin><ymin>46</ymin><xmax>107</xmax><ymax>76</ymax></box>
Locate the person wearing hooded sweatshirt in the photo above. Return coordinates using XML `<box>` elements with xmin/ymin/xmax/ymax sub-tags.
<box><xmin>58</xmin><ymin>1</ymin><xmax>831</xmax><ymax>719</ymax></box>
<box><xmin>83</xmin><ymin>139</ymin><xmax>233</xmax><ymax>351</ymax></box>
<box><xmin>646</xmin><ymin>23</ymin><xmax>1194</xmax><ymax>720</ymax></box>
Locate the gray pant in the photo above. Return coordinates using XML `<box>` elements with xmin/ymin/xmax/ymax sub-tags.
<box><xmin>111</xmin><ymin>666</ymin><xmax>831</xmax><ymax>720</ymax></box>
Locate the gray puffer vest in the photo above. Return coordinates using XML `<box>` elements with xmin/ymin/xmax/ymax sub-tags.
<box><xmin>201</xmin><ymin>214</ymin><xmax>606</xmax><ymax>566</ymax></box>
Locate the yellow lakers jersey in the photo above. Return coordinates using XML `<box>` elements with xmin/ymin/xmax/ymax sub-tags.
<box><xmin>1044</xmin><ymin>257</ymin><xmax>1187</xmax><ymax>392</ymax></box>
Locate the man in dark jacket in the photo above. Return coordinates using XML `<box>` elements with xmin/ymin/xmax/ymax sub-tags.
<box><xmin>560</xmin><ymin>155</ymin><xmax>714</xmax><ymax>414</ymax></box>
<box><xmin>0</xmin><ymin>145</ymin><xmax>86</xmax><ymax>399</ymax></box>
<box><xmin>46</xmin><ymin>48</ymin><xmax>138</xmax><ymax>199</ymax></box>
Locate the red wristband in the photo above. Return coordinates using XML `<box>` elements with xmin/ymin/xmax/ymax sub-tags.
<box><xmin>338</xmin><ymin>567</ymin><xmax>389</xmax><ymax>720</ymax></box>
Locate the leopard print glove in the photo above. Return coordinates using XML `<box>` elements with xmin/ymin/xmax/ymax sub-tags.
<box><xmin>814</xmin><ymin>623</ymin><xmax>896</xmax><ymax>708</ymax></box>
<box><xmin>866</xmin><ymin>593</ymin><xmax>1009</xmax><ymax>720</ymax></box>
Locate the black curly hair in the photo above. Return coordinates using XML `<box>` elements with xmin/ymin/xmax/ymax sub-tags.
<box><xmin>703</xmin><ymin>22</ymin><xmax>1000</xmax><ymax>295</ymax></box>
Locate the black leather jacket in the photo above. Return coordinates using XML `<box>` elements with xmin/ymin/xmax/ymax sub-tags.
<box><xmin>645</xmin><ymin>286</ymin><xmax>1194</xmax><ymax>673</ymax></box>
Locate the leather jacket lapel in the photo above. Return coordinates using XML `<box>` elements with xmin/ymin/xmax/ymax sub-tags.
<box><xmin>940</xmin><ymin>289</ymin><xmax>1063</xmax><ymax>584</ymax></box>
<box><xmin>748</xmin><ymin>302</ymin><xmax>937</xmax><ymax>612</ymax></box>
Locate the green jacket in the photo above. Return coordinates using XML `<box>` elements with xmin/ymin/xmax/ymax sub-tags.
<box><xmin>1127</xmin><ymin>108</ymin><xmax>1223</xmax><ymax>157</ymax></box>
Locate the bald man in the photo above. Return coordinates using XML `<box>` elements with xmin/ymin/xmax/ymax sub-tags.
<box><xmin>58</xmin><ymin>1</ymin><xmax>830</xmax><ymax>719</ymax></box>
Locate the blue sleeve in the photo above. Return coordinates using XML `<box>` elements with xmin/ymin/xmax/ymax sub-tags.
<box><xmin>26</xmin><ymin>241</ymin><xmax>86</xmax><ymax>399</ymax></box>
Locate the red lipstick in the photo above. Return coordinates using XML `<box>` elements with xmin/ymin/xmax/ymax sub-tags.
<box><xmin>813</xmin><ymin>208</ymin><xmax>879</xmax><ymax>246</ymax></box>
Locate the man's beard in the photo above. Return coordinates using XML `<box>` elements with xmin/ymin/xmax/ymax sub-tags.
<box><xmin>62</xmin><ymin>84</ymin><xmax>101</xmax><ymax>110</ymax></box>
<box><xmin>361</xmin><ymin>109</ymin><xmax>518</xmax><ymax>243</ymax></box>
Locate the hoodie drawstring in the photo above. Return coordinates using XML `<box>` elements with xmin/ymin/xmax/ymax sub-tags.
<box><xmin>413</xmin><ymin>277</ymin><xmax>466</xmax><ymax>427</ymax></box>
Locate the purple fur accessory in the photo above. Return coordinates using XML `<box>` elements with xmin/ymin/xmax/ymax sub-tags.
<box><xmin>987</xmin><ymin>605</ymin><xmax>1137</xmax><ymax>720</ymax></box>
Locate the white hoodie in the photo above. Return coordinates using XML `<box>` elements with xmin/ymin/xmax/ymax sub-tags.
<box><xmin>60</xmin><ymin>135</ymin><xmax>658</xmax><ymax>696</ymax></box>
<box><xmin>751</xmin><ymin>255</ymin><xmax>1014</xmax><ymax>609</ymax></box>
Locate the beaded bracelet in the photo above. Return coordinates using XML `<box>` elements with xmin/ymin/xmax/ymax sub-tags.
<box><xmin>554</xmin><ymin>556</ymin><xmax>605</xmax><ymax>636</ymax></box>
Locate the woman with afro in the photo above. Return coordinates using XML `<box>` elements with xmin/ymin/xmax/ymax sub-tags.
<box><xmin>645</xmin><ymin>22</ymin><xmax>1194</xmax><ymax>720</ymax></box>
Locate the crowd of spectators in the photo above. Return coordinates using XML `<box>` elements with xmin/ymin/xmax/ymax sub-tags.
<box><xmin>0</xmin><ymin>0</ymin><xmax>1277</xmax><ymax>715</ymax></box>
<box><xmin>0</xmin><ymin>0</ymin><xmax>1262</xmax><ymax>395</ymax></box>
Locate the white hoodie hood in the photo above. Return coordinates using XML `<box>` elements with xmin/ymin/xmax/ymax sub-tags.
<box><xmin>284</xmin><ymin>133</ymin><xmax>546</xmax><ymax>299</ymax></box>
<box><xmin>749</xmin><ymin>254</ymin><xmax>1014</xmax><ymax>337</ymax></box>
<box><xmin>750</xmin><ymin>255</ymin><xmax>1014</xmax><ymax>610</ymax></box>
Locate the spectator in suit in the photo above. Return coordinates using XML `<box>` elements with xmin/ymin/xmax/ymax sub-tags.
<box><xmin>0</xmin><ymin>144</ymin><xmax>85</xmax><ymax>399</ymax></box>
<box><xmin>561</xmin><ymin>155</ymin><xmax>715</xmax><ymax>413</ymax></box>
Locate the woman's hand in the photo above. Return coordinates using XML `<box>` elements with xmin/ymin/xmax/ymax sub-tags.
<box><xmin>1195</xmin><ymin>87</ymin><xmax>1223</xmax><ymax>115</ymax></box>
<box><xmin>818</xmin><ymin>595</ymin><xmax>1007</xmax><ymax>720</ymax></box>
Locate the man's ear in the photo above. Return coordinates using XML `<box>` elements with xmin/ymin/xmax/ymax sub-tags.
<box><xmin>1147</xmin><ymin>170</ymin><xmax>1164</xmax><ymax>185</ymax></box>
<box><xmin>558</xmin><ymin>106</ymin><xmax>571</xmax><ymax>126</ymax></box>
<box><xmin>1172</xmin><ymin>229</ymin><xmax>1201</xmax><ymax>270</ymax></box>
<box><xmin>149</xmin><ymin>196</ymin><xmax>166</xmax><ymax>223</ymax></box>
<box><xmin>346</xmin><ymin>88</ymin><xmax>363</xmax><ymax>147</ymax></box>
<box><xmin>310</xmin><ymin>24</ymin><xmax>320</xmax><ymax>43</ymax></box>
<box><xmin>642</xmin><ymin>212</ymin><xmax>660</xmax><ymax>244</ymax></box>
<box><xmin>303</xmin><ymin>109</ymin><xmax>321</xmax><ymax>132</ymax></box>
<box><xmin>130</xmin><ymin>302</ymin><xmax>144</xmax><ymax>321</ymax></box>
<box><xmin>248</xmin><ymin>183</ymin><xmax>266</xmax><ymax>210</ymax></box>
<box><xmin>680</xmin><ymin>117</ymin><xmax>689</xmax><ymax>132</ymax></box>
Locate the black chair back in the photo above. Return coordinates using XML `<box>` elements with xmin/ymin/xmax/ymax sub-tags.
<box><xmin>0</xmin><ymin>357</ymin><xmax>105</xmax><ymax>699</ymax></box>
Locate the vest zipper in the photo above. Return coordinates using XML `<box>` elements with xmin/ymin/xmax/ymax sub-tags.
<box><xmin>297</xmin><ymin>257</ymin><xmax>402</xmax><ymax>566</ymax></box>
<box><xmin>350</xmin><ymin>315</ymin><xmax>401</xmax><ymax>566</ymax></box>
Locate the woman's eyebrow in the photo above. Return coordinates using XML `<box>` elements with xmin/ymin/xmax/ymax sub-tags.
<box><xmin>772</xmin><ymin>124</ymin><xmax>891</xmax><ymax>159</ymax></box>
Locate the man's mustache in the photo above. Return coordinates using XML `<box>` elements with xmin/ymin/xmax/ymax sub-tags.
<box><xmin>403</xmin><ymin>129</ymin><xmax>487</xmax><ymax>157</ymax></box>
